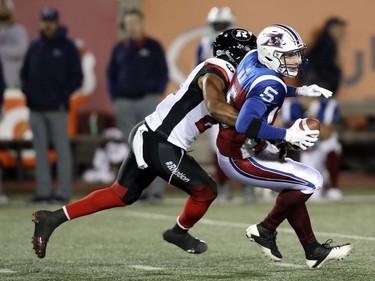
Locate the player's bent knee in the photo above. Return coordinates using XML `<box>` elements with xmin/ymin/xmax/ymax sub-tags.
<box><xmin>190</xmin><ymin>183</ymin><xmax>218</xmax><ymax>202</ymax></box>
<box><xmin>110</xmin><ymin>181</ymin><xmax>141</xmax><ymax>205</ymax></box>
<box><xmin>111</xmin><ymin>181</ymin><xmax>128</xmax><ymax>198</ymax></box>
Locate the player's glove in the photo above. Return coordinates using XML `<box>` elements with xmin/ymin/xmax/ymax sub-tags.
<box><xmin>296</xmin><ymin>84</ymin><xmax>333</xmax><ymax>98</ymax></box>
<box><xmin>284</xmin><ymin>118</ymin><xmax>319</xmax><ymax>150</ymax></box>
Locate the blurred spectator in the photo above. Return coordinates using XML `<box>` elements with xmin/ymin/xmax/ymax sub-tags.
<box><xmin>296</xmin><ymin>17</ymin><xmax>347</xmax><ymax>201</ymax></box>
<box><xmin>74</xmin><ymin>39</ymin><xmax>96</xmax><ymax>95</ymax></box>
<box><xmin>0</xmin><ymin>0</ymin><xmax>28</xmax><ymax>88</ymax></box>
<box><xmin>106</xmin><ymin>7</ymin><xmax>168</xmax><ymax>201</ymax></box>
<box><xmin>0</xmin><ymin>57</ymin><xmax>8</xmax><ymax>204</ymax></box>
<box><xmin>302</xmin><ymin>17</ymin><xmax>347</xmax><ymax>96</ymax></box>
<box><xmin>196</xmin><ymin>7</ymin><xmax>254</xmax><ymax>202</ymax></box>
<box><xmin>196</xmin><ymin>6</ymin><xmax>235</xmax><ymax>65</ymax></box>
<box><xmin>81</xmin><ymin>127</ymin><xmax>129</xmax><ymax>184</ymax></box>
<box><xmin>20</xmin><ymin>6</ymin><xmax>83</xmax><ymax>204</ymax></box>
<box><xmin>281</xmin><ymin>96</ymin><xmax>343</xmax><ymax>201</ymax></box>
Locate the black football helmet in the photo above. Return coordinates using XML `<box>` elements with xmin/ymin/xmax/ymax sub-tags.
<box><xmin>213</xmin><ymin>28</ymin><xmax>257</xmax><ymax>67</ymax></box>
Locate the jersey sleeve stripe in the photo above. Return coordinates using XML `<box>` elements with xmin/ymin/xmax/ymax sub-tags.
<box><xmin>203</xmin><ymin>62</ymin><xmax>230</xmax><ymax>84</ymax></box>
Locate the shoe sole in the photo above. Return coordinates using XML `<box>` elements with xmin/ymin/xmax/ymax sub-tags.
<box><xmin>32</xmin><ymin>212</ymin><xmax>49</xmax><ymax>259</ymax></box>
<box><xmin>306</xmin><ymin>244</ymin><xmax>353</xmax><ymax>269</ymax></box>
<box><xmin>245</xmin><ymin>225</ymin><xmax>282</xmax><ymax>262</ymax></box>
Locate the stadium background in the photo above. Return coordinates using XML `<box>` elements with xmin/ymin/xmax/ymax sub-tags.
<box><xmin>12</xmin><ymin>0</ymin><xmax>375</xmax><ymax>111</ymax></box>
<box><xmin>1</xmin><ymin>0</ymin><xmax>374</xmax><ymax>188</ymax></box>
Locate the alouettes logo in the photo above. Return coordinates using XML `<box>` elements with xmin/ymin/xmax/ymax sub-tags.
<box><xmin>262</xmin><ymin>33</ymin><xmax>284</xmax><ymax>47</ymax></box>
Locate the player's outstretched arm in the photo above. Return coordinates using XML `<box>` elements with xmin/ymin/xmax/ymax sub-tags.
<box><xmin>200</xmin><ymin>73</ymin><xmax>238</xmax><ymax>127</ymax></box>
<box><xmin>296</xmin><ymin>84</ymin><xmax>333</xmax><ymax>98</ymax></box>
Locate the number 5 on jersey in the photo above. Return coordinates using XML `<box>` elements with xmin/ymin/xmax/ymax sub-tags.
<box><xmin>260</xmin><ymin>86</ymin><xmax>278</xmax><ymax>102</ymax></box>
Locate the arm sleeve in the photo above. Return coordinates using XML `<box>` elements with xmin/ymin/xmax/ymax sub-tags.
<box><xmin>64</xmin><ymin>42</ymin><xmax>83</xmax><ymax>97</ymax></box>
<box><xmin>286</xmin><ymin>86</ymin><xmax>297</xmax><ymax>97</ymax></box>
<box><xmin>20</xmin><ymin>46</ymin><xmax>31</xmax><ymax>96</ymax></box>
<box><xmin>235</xmin><ymin>97</ymin><xmax>286</xmax><ymax>141</ymax></box>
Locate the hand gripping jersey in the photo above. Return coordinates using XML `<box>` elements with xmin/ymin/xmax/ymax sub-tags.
<box><xmin>145</xmin><ymin>57</ymin><xmax>236</xmax><ymax>150</ymax></box>
<box><xmin>217</xmin><ymin>50</ymin><xmax>296</xmax><ymax>159</ymax></box>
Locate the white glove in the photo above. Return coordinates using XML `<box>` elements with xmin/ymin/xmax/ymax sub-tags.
<box><xmin>297</xmin><ymin>84</ymin><xmax>333</xmax><ymax>98</ymax></box>
<box><xmin>284</xmin><ymin>118</ymin><xmax>320</xmax><ymax>150</ymax></box>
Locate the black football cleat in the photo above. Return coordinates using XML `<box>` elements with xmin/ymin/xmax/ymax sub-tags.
<box><xmin>32</xmin><ymin>210</ymin><xmax>58</xmax><ymax>258</ymax></box>
<box><xmin>306</xmin><ymin>239</ymin><xmax>353</xmax><ymax>269</ymax></box>
<box><xmin>162</xmin><ymin>229</ymin><xmax>207</xmax><ymax>254</ymax></box>
<box><xmin>245</xmin><ymin>224</ymin><xmax>282</xmax><ymax>261</ymax></box>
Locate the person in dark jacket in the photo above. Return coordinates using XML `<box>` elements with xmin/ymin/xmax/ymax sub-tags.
<box><xmin>299</xmin><ymin>17</ymin><xmax>347</xmax><ymax>200</ymax></box>
<box><xmin>20</xmin><ymin>6</ymin><xmax>83</xmax><ymax>203</ymax></box>
<box><xmin>106</xmin><ymin>7</ymin><xmax>168</xmax><ymax>200</ymax></box>
<box><xmin>302</xmin><ymin>17</ymin><xmax>347</xmax><ymax>95</ymax></box>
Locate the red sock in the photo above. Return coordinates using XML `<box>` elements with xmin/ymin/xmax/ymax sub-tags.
<box><xmin>287</xmin><ymin>203</ymin><xmax>317</xmax><ymax>245</ymax></box>
<box><xmin>65</xmin><ymin>182</ymin><xmax>127</xmax><ymax>220</ymax></box>
<box><xmin>262</xmin><ymin>190</ymin><xmax>311</xmax><ymax>231</ymax></box>
<box><xmin>178</xmin><ymin>185</ymin><xmax>216</xmax><ymax>229</ymax></box>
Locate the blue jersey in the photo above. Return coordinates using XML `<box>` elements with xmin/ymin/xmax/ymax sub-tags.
<box><xmin>217</xmin><ymin>50</ymin><xmax>296</xmax><ymax>158</ymax></box>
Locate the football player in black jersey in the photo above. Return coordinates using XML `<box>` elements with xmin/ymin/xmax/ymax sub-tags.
<box><xmin>32</xmin><ymin>29</ymin><xmax>257</xmax><ymax>258</ymax></box>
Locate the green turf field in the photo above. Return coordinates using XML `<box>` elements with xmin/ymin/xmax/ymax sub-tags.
<box><xmin>1</xmin><ymin>189</ymin><xmax>375</xmax><ymax>281</ymax></box>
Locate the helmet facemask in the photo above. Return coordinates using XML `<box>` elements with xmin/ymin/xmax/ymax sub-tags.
<box><xmin>274</xmin><ymin>47</ymin><xmax>306</xmax><ymax>78</ymax></box>
<box><xmin>216</xmin><ymin>45</ymin><xmax>252</xmax><ymax>67</ymax></box>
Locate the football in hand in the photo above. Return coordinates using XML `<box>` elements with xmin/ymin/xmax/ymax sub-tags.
<box><xmin>299</xmin><ymin>118</ymin><xmax>320</xmax><ymax>132</ymax></box>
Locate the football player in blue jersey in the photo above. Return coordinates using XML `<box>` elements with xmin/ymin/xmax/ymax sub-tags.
<box><xmin>216</xmin><ymin>24</ymin><xmax>352</xmax><ymax>269</ymax></box>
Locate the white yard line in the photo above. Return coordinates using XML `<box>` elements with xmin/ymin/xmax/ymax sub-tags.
<box><xmin>129</xmin><ymin>265</ymin><xmax>164</xmax><ymax>271</ymax></box>
<box><xmin>271</xmin><ymin>263</ymin><xmax>306</xmax><ymax>269</ymax></box>
<box><xmin>125</xmin><ymin>211</ymin><xmax>375</xmax><ymax>242</ymax></box>
<box><xmin>0</xmin><ymin>269</ymin><xmax>16</xmax><ymax>273</ymax></box>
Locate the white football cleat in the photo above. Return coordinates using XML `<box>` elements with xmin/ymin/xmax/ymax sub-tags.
<box><xmin>245</xmin><ymin>224</ymin><xmax>282</xmax><ymax>261</ymax></box>
<box><xmin>306</xmin><ymin>240</ymin><xmax>353</xmax><ymax>269</ymax></box>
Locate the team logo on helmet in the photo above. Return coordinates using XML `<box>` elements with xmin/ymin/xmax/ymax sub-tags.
<box><xmin>262</xmin><ymin>33</ymin><xmax>284</xmax><ymax>47</ymax></box>
<box><xmin>231</xmin><ymin>29</ymin><xmax>250</xmax><ymax>41</ymax></box>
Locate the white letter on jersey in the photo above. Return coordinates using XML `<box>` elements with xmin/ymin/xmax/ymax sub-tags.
<box><xmin>260</xmin><ymin>86</ymin><xmax>278</xmax><ymax>103</ymax></box>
